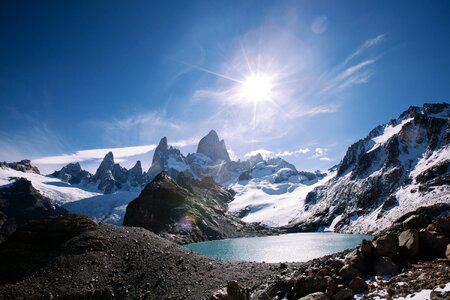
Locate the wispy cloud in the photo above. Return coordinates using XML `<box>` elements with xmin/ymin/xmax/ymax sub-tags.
<box><xmin>34</xmin><ymin>144</ymin><xmax>158</xmax><ymax>165</ymax></box>
<box><xmin>321</xmin><ymin>34</ymin><xmax>386</xmax><ymax>95</ymax></box>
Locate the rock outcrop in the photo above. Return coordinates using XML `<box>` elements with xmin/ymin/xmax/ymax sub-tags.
<box><xmin>51</xmin><ymin>162</ymin><xmax>92</xmax><ymax>184</ymax></box>
<box><xmin>123</xmin><ymin>172</ymin><xmax>274</xmax><ymax>243</ymax></box>
<box><xmin>196</xmin><ymin>130</ymin><xmax>231</xmax><ymax>163</ymax></box>
<box><xmin>0</xmin><ymin>178</ymin><xmax>68</xmax><ymax>242</ymax></box>
<box><xmin>0</xmin><ymin>160</ymin><xmax>40</xmax><ymax>174</ymax></box>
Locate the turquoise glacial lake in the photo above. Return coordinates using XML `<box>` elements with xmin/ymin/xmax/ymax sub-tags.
<box><xmin>185</xmin><ymin>232</ymin><xmax>372</xmax><ymax>263</ymax></box>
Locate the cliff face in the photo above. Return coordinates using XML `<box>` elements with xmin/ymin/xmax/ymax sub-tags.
<box><xmin>287</xmin><ymin>103</ymin><xmax>450</xmax><ymax>234</ymax></box>
<box><xmin>0</xmin><ymin>178</ymin><xmax>68</xmax><ymax>242</ymax></box>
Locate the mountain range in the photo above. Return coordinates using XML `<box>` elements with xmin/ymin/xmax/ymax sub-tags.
<box><xmin>0</xmin><ymin>102</ymin><xmax>448</xmax><ymax>237</ymax></box>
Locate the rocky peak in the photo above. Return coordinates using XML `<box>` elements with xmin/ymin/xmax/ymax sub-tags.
<box><xmin>152</xmin><ymin>137</ymin><xmax>169</xmax><ymax>165</ymax></box>
<box><xmin>196</xmin><ymin>130</ymin><xmax>230</xmax><ymax>163</ymax></box>
<box><xmin>92</xmin><ymin>152</ymin><xmax>117</xmax><ymax>193</ymax></box>
<box><xmin>0</xmin><ymin>160</ymin><xmax>40</xmax><ymax>174</ymax></box>
<box><xmin>52</xmin><ymin>162</ymin><xmax>91</xmax><ymax>185</ymax></box>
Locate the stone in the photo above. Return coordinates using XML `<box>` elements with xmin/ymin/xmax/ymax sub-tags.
<box><xmin>403</xmin><ymin>214</ymin><xmax>431</xmax><ymax>230</ymax></box>
<box><xmin>419</xmin><ymin>229</ymin><xmax>449</xmax><ymax>257</ymax></box>
<box><xmin>324</xmin><ymin>276</ymin><xmax>337</xmax><ymax>298</ymax></box>
<box><xmin>331</xmin><ymin>259</ymin><xmax>345</xmax><ymax>269</ymax></box>
<box><xmin>398</xmin><ymin>229</ymin><xmax>420</xmax><ymax>259</ymax></box>
<box><xmin>446</xmin><ymin>244</ymin><xmax>450</xmax><ymax>259</ymax></box>
<box><xmin>373</xmin><ymin>256</ymin><xmax>400</xmax><ymax>276</ymax></box>
<box><xmin>433</xmin><ymin>216</ymin><xmax>450</xmax><ymax>236</ymax></box>
<box><xmin>339</xmin><ymin>264</ymin><xmax>362</xmax><ymax>281</ymax></box>
<box><xmin>373</xmin><ymin>234</ymin><xmax>399</xmax><ymax>258</ymax></box>
<box><xmin>345</xmin><ymin>249</ymin><xmax>371</xmax><ymax>273</ymax></box>
<box><xmin>331</xmin><ymin>288</ymin><xmax>353</xmax><ymax>300</ymax></box>
<box><xmin>360</xmin><ymin>239</ymin><xmax>374</xmax><ymax>256</ymax></box>
<box><xmin>299</xmin><ymin>292</ymin><xmax>330</xmax><ymax>300</ymax></box>
<box><xmin>293</xmin><ymin>276</ymin><xmax>327</xmax><ymax>298</ymax></box>
<box><xmin>210</xmin><ymin>281</ymin><xmax>250</xmax><ymax>300</ymax></box>
<box><xmin>348</xmin><ymin>276</ymin><xmax>368</xmax><ymax>294</ymax></box>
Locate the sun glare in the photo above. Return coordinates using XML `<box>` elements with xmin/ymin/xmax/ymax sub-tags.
<box><xmin>240</xmin><ymin>74</ymin><xmax>273</xmax><ymax>102</ymax></box>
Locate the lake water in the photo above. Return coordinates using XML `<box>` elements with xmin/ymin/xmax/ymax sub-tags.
<box><xmin>185</xmin><ymin>232</ymin><xmax>372</xmax><ymax>263</ymax></box>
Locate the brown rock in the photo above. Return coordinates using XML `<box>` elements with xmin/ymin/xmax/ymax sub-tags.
<box><xmin>345</xmin><ymin>249</ymin><xmax>371</xmax><ymax>273</ymax></box>
<box><xmin>294</xmin><ymin>276</ymin><xmax>327</xmax><ymax>299</ymax></box>
<box><xmin>348</xmin><ymin>276</ymin><xmax>368</xmax><ymax>294</ymax></box>
<box><xmin>419</xmin><ymin>229</ymin><xmax>449</xmax><ymax>257</ymax></box>
<box><xmin>211</xmin><ymin>281</ymin><xmax>250</xmax><ymax>300</ymax></box>
<box><xmin>298</xmin><ymin>292</ymin><xmax>330</xmax><ymax>300</ymax></box>
<box><xmin>446</xmin><ymin>244</ymin><xmax>450</xmax><ymax>259</ymax></box>
<box><xmin>331</xmin><ymin>288</ymin><xmax>353</xmax><ymax>300</ymax></box>
<box><xmin>398</xmin><ymin>229</ymin><xmax>420</xmax><ymax>259</ymax></box>
<box><xmin>403</xmin><ymin>214</ymin><xmax>431</xmax><ymax>230</ymax></box>
<box><xmin>331</xmin><ymin>259</ymin><xmax>345</xmax><ymax>269</ymax></box>
<box><xmin>373</xmin><ymin>234</ymin><xmax>399</xmax><ymax>258</ymax></box>
<box><xmin>359</xmin><ymin>239</ymin><xmax>374</xmax><ymax>256</ymax></box>
<box><xmin>339</xmin><ymin>264</ymin><xmax>362</xmax><ymax>281</ymax></box>
<box><xmin>373</xmin><ymin>256</ymin><xmax>400</xmax><ymax>276</ymax></box>
<box><xmin>324</xmin><ymin>276</ymin><xmax>337</xmax><ymax>298</ymax></box>
<box><xmin>433</xmin><ymin>216</ymin><xmax>450</xmax><ymax>236</ymax></box>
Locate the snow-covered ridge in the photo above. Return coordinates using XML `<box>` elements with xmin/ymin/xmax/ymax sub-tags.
<box><xmin>0</xmin><ymin>167</ymin><xmax>139</xmax><ymax>225</ymax></box>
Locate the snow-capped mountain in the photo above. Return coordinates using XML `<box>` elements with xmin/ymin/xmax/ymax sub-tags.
<box><xmin>286</xmin><ymin>103</ymin><xmax>449</xmax><ymax>234</ymax></box>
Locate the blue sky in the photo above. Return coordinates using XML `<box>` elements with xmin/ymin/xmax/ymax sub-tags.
<box><xmin>1</xmin><ymin>0</ymin><xmax>449</xmax><ymax>174</ymax></box>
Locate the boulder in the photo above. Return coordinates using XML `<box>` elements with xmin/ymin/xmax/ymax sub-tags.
<box><xmin>348</xmin><ymin>276</ymin><xmax>368</xmax><ymax>294</ymax></box>
<box><xmin>345</xmin><ymin>249</ymin><xmax>371</xmax><ymax>273</ymax></box>
<box><xmin>373</xmin><ymin>256</ymin><xmax>400</xmax><ymax>276</ymax></box>
<box><xmin>324</xmin><ymin>276</ymin><xmax>337</xmax><ymax>298</ymax></box>
<box><xmin>210</xmin><ymin>281</ymin><xmax>250</xmax><ymax>300</ymax></box>
<box><xmin>339</xmin><ymin>264</ymin><xmax>362</xmax><ymax>281</ymax></box>
<box><xmin>331</xmin><ymin>288</ymin><xmax>353</xmax><ymax>300</ymax></box>
<box><xmin>359</xmin><ymin>239</ymin><xmax>374</xmax><ymax>256</ymax></box>
<box><xmin>433</xmin><ymin>216</ymin><xmax>450</xmax><ymax>236</ymax></box>
<box><xmin>398</xmin><ymin>229</ymin><xmax>420</xmax><ymax>259</ymax></box>
<box><xmin>419</xmin><ymin>229</ymin><xmax>449</xmax><ymax>257</ymax></box>
<box><xmin>373</xmin><ymin>234</ymin><xmax>399</xmax><ymax>258</ymax></box>
<box><xmin>293</xmin><ymin>276</ymin><xmax>327</xmax><ymax>299</ymax></box>
<box><xmin>299</xmin><ymin>292</ymin><xmax>330</xmax><ymax>300</ymax></box>
<box><xmin>402</xmin><ymin>214</ymin><xmax>431</xmax><ymax>230</ymax></box>
<box><xmin>446</xmin><ymin>244</ymin><xmax>450</xmax><ymax>259</ymax></box>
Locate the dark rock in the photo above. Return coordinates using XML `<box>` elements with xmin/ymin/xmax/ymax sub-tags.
<box><xmin>339</xmin><ymin>264</ymin><xmax>362</xmax><ymax>281</ymax></box>
<box><xmin>293</xmin><ymin>276</ymin><xmax>327</xmax><ymax>298</ymax></box>
<box><xmin>419</xmin><ymin>229</ymin><xmax>449</xmax><ymax>257</ymax></box>
<box><xmin>373</xmin><ymin>234</ymin><xmax>399</xmax><ymax>258</ymax></box>
<box><xmin>331</xmin><ymin>288</ymin><xmax>353</xmax><ymax>300</ymax></box>
<box><xmin>52</xmin><ymin>162</ymin><xmax>92</xmax><ymax>184</ymax></box>
<box><xmin>433</xmin><ymin>216</ymin><xmax>450</xmax><ymax>236</ymax></box>
<box><xmin>0</xmin><ymin>178</ymin><xmax>68</xmax><ymax>242</ymax></box>
<box><xmin>359</xmin><ymin>239</ymin><xmax>374</xmax><ymax>256</ymax></box>
<box><xmin>331</xmin><ymin>259</ymin><xmax>345</xmax><ymax>269</ymax></box>
<box><xmin>373</xmin><ymin>256</ymin><xmax>400</xmax><ymax>276</ymax></box>
<box><xmin>345</xmin><ymin>249</ymin><xmax>371</xmax><ymax>273</ymax></box>
<box><xmin>324</xmin><ymin>276</ymin><xmax>337</xmax><ymax>298</ymax></box>
<box><xmin>0</xmin><ymin>215</ymin><xmax>96</xmax><ymax>284</ymax></box>
<box><xmin>0</xmin><ymin>160</ymin><xmax>40</xmax><ymax>174</ymax></box>
<box><xmin>299</xmin><ymin>292</ymin><xmax>330</xmax><ymax>300</ymax></box>
<box><xmin>197</xmin><ymin>130</ymin><xmax>231</xmax><ymax>163</ymax></box>
<box><xmin>348</xmin><ymin>276</ymin><xmax>368</xmax><ymax>294</ymax></box>
<box><xmin>91</xmin><ymin>152</ymin><xmax>117</xmax><ymax>193</ymax></box>
<box><xmin>398</xmin><ymin>229</ymin><xmax>420</xmax><ymax>259</ymax></box>
<box><xmin>403</xmin><ymin>214</ymin><xmax>431</xmax><ymax>230</ymax></box>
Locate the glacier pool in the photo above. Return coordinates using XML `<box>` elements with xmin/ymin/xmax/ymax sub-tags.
<box><xmin>185</xmin><ymin>232</ymin><xmax>372</xmax><ymax>263</ymax></box>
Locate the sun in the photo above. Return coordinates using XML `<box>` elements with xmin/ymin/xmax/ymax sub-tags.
<box><xmin>240</xmin><ymin>74</ymin><xmax>273</xmax><ymax>103</ymax></box>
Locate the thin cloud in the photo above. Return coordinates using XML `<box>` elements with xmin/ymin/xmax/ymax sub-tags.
<box><xmin>244</xmin><ymin>149</ymin><xmax>274</xmax><ymax>159</ymax></box>
<box><xmin>34</xmin><ymin>145</ymin><xmax>158</xmax><ymax>165</ymax></box>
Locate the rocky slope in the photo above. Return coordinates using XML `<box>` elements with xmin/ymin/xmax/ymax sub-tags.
<box><xmin>123</xmin><ymin>172</ymin><xmax>276</xmax><ymax>243</ymax></box>
<box><xmin>287</xmin><ymin>103</ymin><xmax>450</xmax><ymax>234</ymax></box>
<box><xmin>0</xmin><ymin>206</ymin><xmax>449</xmax><ymax>299</ymax></box>
<box><xmin>0</xmin><ymin>178</ymin><xmax>68</xmax><ymax>242</ymax></box>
